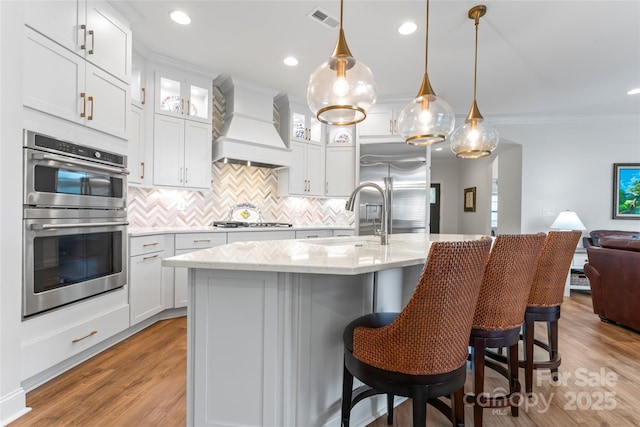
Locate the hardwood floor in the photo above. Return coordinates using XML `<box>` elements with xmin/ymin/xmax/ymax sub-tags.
<box><xmin>10</xmin><ymin>292</ymin><xmax>640</xmax><ymax>426</ymax></box>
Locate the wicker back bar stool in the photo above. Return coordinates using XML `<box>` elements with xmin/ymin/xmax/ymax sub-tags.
<box><xmin>341</xmin><ymin>238</ymin><xmax>492</xmax><ymax>427</ymax></box>
<box><xmin>468</xmin><ymin>233</ymin><xmax>546</xmax><ymax>427</ymax></box>
<box><xmin>520</xmin><ymin>230</ymin><xmax>582</xmax><ymax>395</ymax></box>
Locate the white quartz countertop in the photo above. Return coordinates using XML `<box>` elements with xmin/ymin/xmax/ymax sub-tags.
<box><xmin>128</xmin><ymin>225</ymin><xmax>352</xmax><ymax>237</ymax></box>
<box><xmin>162</xmin><ymin>233</ymin><xmax>487</xmax><ymax>275</ymax></box>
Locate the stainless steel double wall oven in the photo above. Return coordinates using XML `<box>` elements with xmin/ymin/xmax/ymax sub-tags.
<box><xmin>22</xmin><ymin>130</ymin><xmax>128</xmax><ymax>318</ymax></box>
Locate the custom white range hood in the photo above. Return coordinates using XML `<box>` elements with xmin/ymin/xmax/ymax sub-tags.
<box><xmin>212</xmin><ymin>76</ymin><xmax>291</xmax><ymax>169</ymax></box>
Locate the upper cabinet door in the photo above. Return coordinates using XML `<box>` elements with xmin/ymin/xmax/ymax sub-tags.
<box><xmin>154</xmin><ymin>70</ymin><xmax>212</xmax><ymax>123</ymax></box>
<box><xmin>85</xmin><ymin>1</ymin><xmax>132</xmax><ymax>83</ymax></box>
<box><xmin>186</xmin><ymin>80</ymin><xmax>210</xmax><ymax>123</ymax></box>
<box><xmin>24</xmin><ymin>1</ymin><xmax>82</xmax><ymax>56</ymax></box>
<box><xmin>24</xmin><ymin>0</ymin><xmax>132</xmax><ymax>84</ymax></box>
<box><xmin>156</xmin><ymin>73</ymin><xmax>184</xmax><ymax>118</ymax></box>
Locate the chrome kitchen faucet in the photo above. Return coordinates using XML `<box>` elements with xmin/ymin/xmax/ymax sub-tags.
<box><xmin>345</xmin><ymin>182</ymin><xmax>389</xmax><ymax>245</ymax></box>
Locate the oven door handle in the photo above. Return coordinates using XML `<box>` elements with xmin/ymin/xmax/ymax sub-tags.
<box><xmin>31</xmin><ymin>221</ymin><xmax>129</xmax><ymax>230</ymax></box>
<box><xmin>31</xmin><ymin>152</ymin><xmax>130</xmax><ymax>175</ymax></box>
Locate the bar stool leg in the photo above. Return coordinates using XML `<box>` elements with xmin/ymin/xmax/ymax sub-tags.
<box><xmin>341</xmin><ymin>362</ymin><xmax>354</xmax><ymax>427</ymax></box>
<box><xmin>524</xmin><ymin>314</ymin><xmax>535</xmax><ymax>396</ymax></box>
<box><xmin>472</xmin><ymin>341</ymin><xmax>485</xmax><ymax>427</ymax></box>
<box><xmin>508</xmin><ymin>342</ymin><xmax>520</xmax><ymax>417</ymax></box>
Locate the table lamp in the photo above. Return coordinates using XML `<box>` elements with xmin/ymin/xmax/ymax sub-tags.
<box><xmin>550</xmin><ymin>210</ymin><xmax>586</xmax><ymax>231</ymax></box>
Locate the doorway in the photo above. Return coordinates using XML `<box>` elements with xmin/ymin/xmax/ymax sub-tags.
<box><xmin>430</xmin><ymin>183</ymin><xmax>440</xmax><ymax>233</ymax></box>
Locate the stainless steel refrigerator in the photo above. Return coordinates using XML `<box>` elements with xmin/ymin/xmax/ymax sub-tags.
<box><xmin>357</xmin><ymin>143</ymin><xmax>429</xmax><ymax>236</ymax></box>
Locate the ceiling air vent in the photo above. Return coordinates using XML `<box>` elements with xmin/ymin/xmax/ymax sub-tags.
<box><xmin>307</xmin><ymin>7</ymin><xmax>339</xmax><ymax>29</ymax></box>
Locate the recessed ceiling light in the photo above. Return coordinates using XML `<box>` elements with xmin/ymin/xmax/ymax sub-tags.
<box><xmin>283</xmin><ymin>56</ymin><xmax>299</xmax><ymax>67</ymax></box>
<box><xmin>170</xmin><ymin>10</ymin><xmax>191</xmax><ymax>25</ymax></box>
<box><xmin>434</xmin><ymin>147</ymin><xmax>443</xmax><ymax>151</ymax></box>
<box><xmin>398</xmin><ymin>21</ymin><xmax>417</xmax><ymax>35</ymax></box>
<box><xmin>628</xmin><ymin>88</ymin><xmax>640</xmax><ymax>95</ymax></box>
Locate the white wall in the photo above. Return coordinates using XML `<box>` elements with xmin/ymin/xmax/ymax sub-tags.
<box><xmin>1</xmin><ymin>2</ymin><xmax>29</xmax><ymax>424</ymax></box>
<box><xmin>495</xmin><ymin>144</ymin><xmax>523</xmax><ymax>234</ymax></box>
<box><xmin>499</xmin><ymin>117</ymin><xmax>640</xmax><ymax>237</ymax></box>
<box><xmin>432</xmin><ymin>117</ymin><xmax>640</xmax><ymax>238</ymax></box>
<box><xmin>430</xmin><ymin>159</ymin><xmax>460</xmax><ymax>234</ymax></box>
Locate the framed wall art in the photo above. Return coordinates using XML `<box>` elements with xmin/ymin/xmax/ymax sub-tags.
<box><xmin>464</xmin><ymin>187</ymin><xmax>476</xmax><ymax>212</ymax></box>
<box><xmin>612</xmin><ymin>163</ymin><xmax>640</xmax><ymax>219</ymax></box>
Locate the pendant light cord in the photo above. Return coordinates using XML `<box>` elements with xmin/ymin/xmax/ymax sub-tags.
<box><xmin>339</xmin><ymin>0</ymin><xmax>344</xmax><ymax>31</ymax></box>
<box><xmin>424</xmin><ymin>0</ymin><xmax>430</xmax><ymax>72</ymax></box>
<box><xmin>472</xmin><ymin>13</ymin><xmax>479</xmax><ymax>104</ymax></box>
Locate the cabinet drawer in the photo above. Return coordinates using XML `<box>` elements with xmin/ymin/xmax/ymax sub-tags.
<box><xmin>227</xmin><ymin>230</ymin><xmax>296</xmax><ymax>243</ymax></box>
<box><xmin>573</xmin><ymin>253</ymin><xmax>589</xmax><ymax>268</ymax></box>
<box><xmin>175</xmin><ymin>232</ymin><xmax>226</xmax><ymax>250</ymax></box>
<box><xmin>333</xmin><ymin>229</ymin><xmax>356</xmax><ymax>237</ymax></box>
<box><xmin>130</xmin><ymin>234</ymin><xmax>166</xmax><ymax>256</ymax></box>
<box><xmin>21</xmin><ymin>303</ymin><xmax>129</xmax><ymax>380</ymax></box>
<box><xmin>295</xmin><ymin>229</ymin><xmax>332</xmax><ymax>239</ymax></box>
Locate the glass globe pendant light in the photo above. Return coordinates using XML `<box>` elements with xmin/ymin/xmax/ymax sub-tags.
<box><xmin>306</xmin><ymin>0</ymin><xmax>377</xmax><ymax>126</ymax></box>
<box><xmin>397</xmin><ymin>0</ymin><xmax>455</xmax><ymax>145</ymax></box>
<box><xmin>450</xmin><ymin>5</ymin><xmax>499</xmax><ymax>159</ymax></box>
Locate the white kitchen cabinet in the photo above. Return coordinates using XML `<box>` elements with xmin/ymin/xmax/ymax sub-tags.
<box><xmin>295</xmin><ymin>229</ymin><xmax>332</xmax><ymax>239</ymax></box>
<box><xmin>357</xmin><ymin>105</ymin><xmax>405</xmax><ymax>142</ymax></box>
<box><xmin>279</xmin><ymin>141</ymin><xmax>325</xmax><ymax>196</ymax></box>
<box><xmin>325</xmin><ymin>146</ymin><xmax>356</xmax><ymax>197</ymax></box>
<box><xmin>227</xmin><ymin>230</ymin><xmax>296</xmax><ymax>243</ymax></box>
<box><xmin>129</xmin><ymin>234</ymin><xmax>173</xmax><ymax>326</ymax></box>
<box><xmin>286</xmin><ymin>103</ymin><xmax>323</xmax><ymax>144</ymax></box>
<box><xmin>128</xmin><ymin>104</ymin><xmax>145</xmax><ymax>184</ymax></box>
<box><xmin>24</xmin><ymin>0</ymin><xmax>132</xmax><ymax>84</ymax></box>
<box><xmin>131</xmin><ymin>55</ymin><xmax>147</xmax><ymax>108</ymax></box>
<box><xmin>23</xmin><ymin>27</ymin><xmax>130</xmax><ymax>139</ymax></box>
<box><xmin>154</xmin><ymin>68</ymin><xmax>211</xmax><ymax>124</ymax></box>
<box><xmin>333</xmin><ymin>229</ymin><xmax>356</xmax><ymax>237</ymax></box>
<box><xmin>21</xmin><ymin>287</ymin><xmax>129</xmax><ymax>382</ymax></box>
<box><xmin>153</xmin><ymin>115</ymin><xmax>212</xmax><ymax>189</ymax></box>
<box><xmin>174</xmin><ymin>233</ymin><xmax>227</xmax><ymax>308</ymax></box>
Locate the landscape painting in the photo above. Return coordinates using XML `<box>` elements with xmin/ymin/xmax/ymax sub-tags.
<box><xmin>613</xmin><ymin>163</ymin><xmax>640</xmax><ymax>219</ymax></box>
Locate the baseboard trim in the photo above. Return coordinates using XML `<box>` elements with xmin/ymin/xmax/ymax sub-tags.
<box><xmin>0</xmin><ymin>387</ymin><xmax>30</xmax><ymax>427</ymax></box>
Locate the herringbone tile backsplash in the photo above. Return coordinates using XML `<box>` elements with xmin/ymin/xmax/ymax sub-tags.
<box><xmin>127</xmin><ymin>163</ymin><xmax>355</xmax><ymax>227</ymax></box>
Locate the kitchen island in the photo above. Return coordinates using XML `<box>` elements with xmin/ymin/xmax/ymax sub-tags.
<box><xmin>163</xmin><ymin>233</ymin><xmax>485</xmax><ymax>427</ymax></box>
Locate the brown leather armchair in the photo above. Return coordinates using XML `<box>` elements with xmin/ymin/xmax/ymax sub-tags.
<box><xmin>582</xmin><ymin>229</ymin><xmax>640</xmax><ymax>248</ymax></box>
<box><xmin>584</xmin><ymin>236</ymin><xmax>640</xmax><ymax>332</ymax></box>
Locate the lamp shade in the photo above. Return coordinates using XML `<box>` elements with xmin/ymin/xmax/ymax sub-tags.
<box><xmin>307</xmin><ymin>53</ymin><xmax>377</xmax><ymax>125</ymax></box>
<box><xmin>550</xmin><ymin>210</ymin><xmax>586</xmax><ymax>231</ymax></box>
<box><xmin>449</xmin><ymin>116</ymin><xmax>499</xmax><ymax>159</ymax></box>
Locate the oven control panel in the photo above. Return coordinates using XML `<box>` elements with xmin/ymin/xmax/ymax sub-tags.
<box><xmin>26</xmin><ymin>131</ymin><xmax>126</xmax><ymax>167</ymax></box>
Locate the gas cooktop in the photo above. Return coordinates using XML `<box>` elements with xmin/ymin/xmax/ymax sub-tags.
<box><xmin>212</xmin><ymin>221</ymin><xmax>293</xmax><ymax>228</ymax></box>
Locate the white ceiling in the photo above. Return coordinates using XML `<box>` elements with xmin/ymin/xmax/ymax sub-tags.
<box><xmin>117</xmin><ymin>0</ymin><xmax>640</xmax><ymax>157</ymax></box>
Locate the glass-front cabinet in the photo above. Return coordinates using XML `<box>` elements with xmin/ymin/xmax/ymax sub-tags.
<box><xmin>154</xmin><ymin>69</ymin><xmax>211</xmax><ymax>123</ymax></box>
<box><xmin>290</xmin><ymin>105</ymin><xmax>323</xmax><ymax>144</ymax></box>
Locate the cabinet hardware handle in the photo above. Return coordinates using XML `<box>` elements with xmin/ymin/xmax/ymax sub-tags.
<box><xmin>185</xmin><ymin>167</ymin><xmax>189</xmax><ymax>183</ymax></box>
<box><xmin>179</xmin><ymin>167</ymin><xmax>183</xmax><ymax>183</ymax></box>
<box><xmin>389</xmin><ymin>119</ymin><xmax>393</xmax><ymax>134</ymax></box>
<box><xmin>80</xmin><ymin>24</ymin><xmax>87</xmax><ymax>50</ymax></box>
<box><xmin>187</xmin><ymin>100</ymin><xmax>191</xmax><ymax>116</ymax></box>
<box><xmin>140</xmin><ymin>162</ymin><xmax>145</xmax><ymax>179</ymax></box>
<box><xmin>141</xmin><ymin>88</ymin><xmax>146</xmax><ymax>105</ymax></box>
<box><xmin>88</xmin><ymin>96</ymin><xmax>94</xmax><ymax>120</ymax></box>
<box><xmin>88</xmin><ymin>29</ymin><xmax>95</xmax><ymax>54</ymax></box>
<box><xmin>142</xmin><ymin>242</ymin><xmax>159</xmax><ymax>247</ymax></box>
<box><xmin>80</xmin><ymin>92</ymin><xmax>87</xmax><ymax>118</ymax></box>
<box><xmin>307</xmin><ymin>235</ymin><xmax>319</xmax><ymax>238</ymax></box>
<box><xmin>72</xmin><ymin>330</ymin><xmax>97</xmax><ymax>343</ymax></box>
<box><xmin>143</xmin><ymin>254</ymin><xmax>159</xmax><ymax>261</ymax></box>
<box><xmin>193</xmin><ymin>239</ymin><xmax>211</xmax><ymax>243</ymax></box>
<box><xmin>307</xmin><ymin>128</ymin><xmax>310</xmax><ymax>141</ymax></box>
<box><xmin>31</xmin><ymin>221</ymin><xmax>128</xmax><ymax>230</ymax></box>
<box><xmin>32</xmin><ymin>152</ymin><xmax>129</xmax><ymax>175</ymax></box>
<box><xmin>181</xmin><ymin>99</ymin><xmax>184</xmax><ymax>115</ymax></box>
